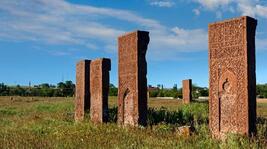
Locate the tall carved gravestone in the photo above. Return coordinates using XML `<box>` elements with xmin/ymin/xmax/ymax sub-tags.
<box><xmin>183</xmin><ymin>79</ymin><xmax>192</xmax><ymax>104</ymax></box>
<box><xmin>90</xmin><ymin>58</ymin><xmax>111</xmax><ymax>123</ymax></box>
<box><xmin>75</xmin><ymin>60</ymin><xmax>91</xmax><ymax>122</ymax></box>
<box><xmin>208</xmin><ymin>16</ymin><xmax>257</xmax><ymax>139</ymax></box>
<box><xmin>118</xmin><ymin>30</ymin><xmax>150</xmax><ymax>126</ymax></box>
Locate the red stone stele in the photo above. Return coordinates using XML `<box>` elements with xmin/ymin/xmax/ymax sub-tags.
<box><xmin>117</xmin><ymin>30</ymin><xmax>150</xmax><ymax>126</ymax></box>
<box><xmin>75</xmin><ymin>60</ymin><xmax>91</xmax><ymax>122</ymax></box>
<box><xmin>182</xmin><ymin>79</ymin><xmax>192</xmax><ymax>104</ymax></box>
<box><xmin>208</xmin><ymin>16</ymin><xmax>257</xmax><ymax>139</ymax></box>
<box><xmin>90</xmin><ymin>58</ymin><xmax>111</xmax><ymax>123</ymax></box>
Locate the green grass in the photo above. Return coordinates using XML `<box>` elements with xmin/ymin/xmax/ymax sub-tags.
<box><xmin>0</xmin><ymin>96</ymin><xmax>266</xmax><ymax>148</ymax></box>
<box><xmin>258</xmin><ymin>103</ymin><xmax>267</xmax><ymax>118</ymax></box>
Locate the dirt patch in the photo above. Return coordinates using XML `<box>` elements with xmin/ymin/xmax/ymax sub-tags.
<box><xmin>257</xmin><ymin>99</ymin><xmax>267</xmax><ymax>103</ymax></box>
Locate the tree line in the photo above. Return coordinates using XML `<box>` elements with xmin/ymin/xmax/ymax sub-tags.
<box><xmin>0</xmin><ymin>81</ymin><xmax>75</xmax><ymax>97</ymax></box>
<box><xmin>0</xmin><ymin>81</ymin><xmax>118</xmax><ymax>97</ymax></box>
<box><xmin>1</xmin><ymin>82</ymin><xmax>267</xmax><ymax>98</ymax></box>
<box><xmin>148</xmin><ymin>84</ymin><xmax>209</xmax><ymax>99</ymax></box>
<box><xmin>257</xmin><ymin>84</ymin><xmax>267</xmax><ymax>98</ymax></box>
<box><xmin>148</xmin><ymin>83</ymin><xmax>267</xmax><ymax>99</ymax></box>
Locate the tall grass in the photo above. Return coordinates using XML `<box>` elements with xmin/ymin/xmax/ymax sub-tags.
<box><xmin>0</xmin><ymin>97</ymin><xmax>266</xmax><ymax>148</ymax></box>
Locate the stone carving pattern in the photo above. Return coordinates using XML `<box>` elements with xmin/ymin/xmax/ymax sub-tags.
<box><xmin>209</xmin><ymin>17</ymin><xmax>256</xmax><ymax>138</ymax></box>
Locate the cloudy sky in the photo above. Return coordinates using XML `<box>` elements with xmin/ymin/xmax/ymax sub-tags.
<box><xmin>0</xmin><ymin>0</ymin><xmax>267</xmax><ymax>87</ymax></box>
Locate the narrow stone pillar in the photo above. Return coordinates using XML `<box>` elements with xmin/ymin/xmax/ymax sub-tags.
<box><xmin>208</xmin><ymin>16</ymin><xmax>257</xmax><ymax>139</ymax></box>
<box><xmin>182</xmin><ymin>79</ymin><xmax>192</xmax><ymax>104</ymax></box>
<box><xmin>90</xmin><ymin>58</ymin><xmax>111</xmax><ymax>123</ymax></box>
<box><xmin>75</xmin><ymin>60</ymin><xmax>90</xmax><ymax>122</ymax></box>
<box><xmin>118</xmin><ymin>30</ymin><xmax>150</xmax><ymax>126</ymax></box>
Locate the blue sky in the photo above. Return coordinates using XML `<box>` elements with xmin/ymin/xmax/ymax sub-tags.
<box><xmin>0</xmin><ymin>0</ymin><xmax>267</xmax><ymax>88</ymax></box>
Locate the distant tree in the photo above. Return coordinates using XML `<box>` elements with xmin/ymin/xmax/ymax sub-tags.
<box><xmin>109</xmin><ymin>84</ymin><xmax>118</xmax><ymax>96</ymax></box>
<box><xmin>199</xmin><ymin>88</ymin><xmax>209</xmax><ymax>96</ymax></box>
<box><xmin>257</xmin><ymin>84</ymin><xmax>267</xmax><ymax>98</ymax></box>
<box><xmin>10</xmin><ymin>85</ymin><xmax>26</xmax><ymax>96</ymax></box>
<box><xmin>172</xmin><ymin>84</ymin><xmax>177</xmax><ymax>91</ymax></box>
<box><xmin>3</xmin><ymin>82</ymin><xmax>266</xmax><ymax>99</ymax></box>
<box><xmin>149</xmin><ymin>90</ymin><xmax>159</xmax><ymax>97</ymax></box>
<box><xmin>57</xmin><ymin>81</ymin><xmax>75</xmax><ymax>97</ymax></box>
<box><xmin>171</xmin><ymin>84</ymin><xmax>179</xmax><ymax>98</ymax></box>
<box><xmin>57</xmin><ymin>82</ymin><xmax>65</xmax><ymax>88</ymax></box>
<box><xmin>64</xmin><ymin>81</ymin><xmax>75</xmax><ymax>97</ymax></box>
<box><xmin>177</xmin><ymin>88</ymin><xmax>182</xmax><ymax>99</ymax></box>
<box><xmin>0</xmin><ymin>81</ymin><xmax>75</xmax><ymax>97</ymax></box>
<box><xmin>39</xmin><ymin>83</ymin><xmax>50</xmax><ymax>89</ymax></box>
<box><xmin>31</xmin><ymin>88</ymin><xmax>41</xmax><ymax>96</ymax></box>
<box><xmin>0</xmin><ymin>83</ymin><xmax>9</xmax><ymax>96</ymax></box>
<box><xmin>157</xmin><ymin>90</ymin><xmax>164</xmax><ymax>97</ymax></box>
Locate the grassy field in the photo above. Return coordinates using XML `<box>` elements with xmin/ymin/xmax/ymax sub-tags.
<box><xmin>0</xmin><ymin>96</ymin><xmax>266</xmax><ymax>148</ymax></box>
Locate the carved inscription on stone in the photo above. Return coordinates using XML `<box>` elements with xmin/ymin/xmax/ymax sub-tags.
<box><xmin>75</xmin><ymin>60</ymin><xmax>90</xmax><ymax>122</ymax></box>
<box><xmin>219</xmin><ymin>70</ymin><xmax>237</xmax><ymax>133</ymax></box>
<box><xmin>183</xmin><ymin>79</ymin><xmax>192</xmax><ymax>104</ymax></box>
<box><xmin>118</xmin><ymin>30</ymin><xmax>149</xmax><ymax>126</ymax></box>
<box><xmin>90</xmin><ymin>58</ymin><xmax>111</xmax><ymax>123</ymax></box>
<box><xmin>208</xmin><ymin>16</ymin><xmax>257</xmax><ymax>139</ymax></box>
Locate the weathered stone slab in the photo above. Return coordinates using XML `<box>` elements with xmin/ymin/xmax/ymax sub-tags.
<box><xmin>90</xmin><ymin>58</ymin><xmax>111</xmax><ymax>123</ymax></box>
<box><xmin>208</xmin><ymin>16</ymin><xmax>257</xmax><ymax>139</ymax></box>
<box><xmin>182</xmin><ymin>79</ymin><xmax>192</xmax><ymax>104</ymax></box>
<box><xmin>118</xmin><ymin>30</ymin><xmax>150</xmax><ymax>126</ymax></box>
<box><xmin>75</xmin><ymin>60</ymin><xmax>91</xmax><ymax>122</ymax></box>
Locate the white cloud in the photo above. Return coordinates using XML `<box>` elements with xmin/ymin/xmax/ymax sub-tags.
<box><xmin>150</xmin><ymin>0</ymin><xmax>175</xmax><ymax>8</ymax></box>
<box><xmin>255</xmin><ymin>5</ymin><xmax>267</xmax><ymax>18</ymax></box>
<box><xmin>238</xmin><ymin>2</ymin><xmax>255</xmax><ymax>16</ymax></box>
<box><xmin>193</xmin><ymin>0</ymin><xmax>233</xmax><ymax>10</ymax></box>
<box><xmin>49</xmin><ymin>51</ymin><xmax>72</xmax><ymax>56</ymax></box>
<box><xmin>257</xmin><ymin>38</ymin><xmax>267</xmax><ymax>51</ymax></box>
<box><xmin>192</xmin><ymin>0</ymin><xmax>267</xmax><ymax>18</ymax></box>
<box><xmin>238</xmin><ymin>4</ymin><xmax>267</xmax><ymax>18</ymax></box>
<box><xmin>148</xmin><ymin>27</ymin><xmax>207</xmax><ymax>60</ymax></box>
<box><xmin>216</xmin><ymin>11</ymin><xmax>222</xmax><ymax>19</ymax></box>
<box><xmin>0</xmin><ymin>0</ymin><xmax>207</xmax><ymax>60</ymax></box>
<box><xmin>193</xmin><ymin>9</ymin><xmax>201</xmax><ymax>16</ymax></box>
<box><xmin>0</xmin><ymin>0</ymin><xmax>125</xmax><ymax>47</ymax></box>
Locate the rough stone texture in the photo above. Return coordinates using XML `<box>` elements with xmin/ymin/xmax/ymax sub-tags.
<box><xmin>90</xmin><ymin>58</ymin><xmax>111</xmax><ymax>123</ymax></box>
<box><xmin>176</xmin><ymin>126</ymin><xmax>192</xmax><ymax>138</ymax></box>
<box><xmin>208</xmin><ymin>16</ymin><xmax>257</xmax><ymax>139</ymax></box>
<box><xmin>118</xmin><ymin>30</ymin><xmax>150</xmax><ymax>126</ymax></box>
<box><xmin>75</xmin><ymin>60</ymin><xmax>91</xmax><ymax>122</ymax></box>
<box><xmin>182</xmin><ymin>79</ymin><xmax>192</xmax><ymax>104</ymax></box>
